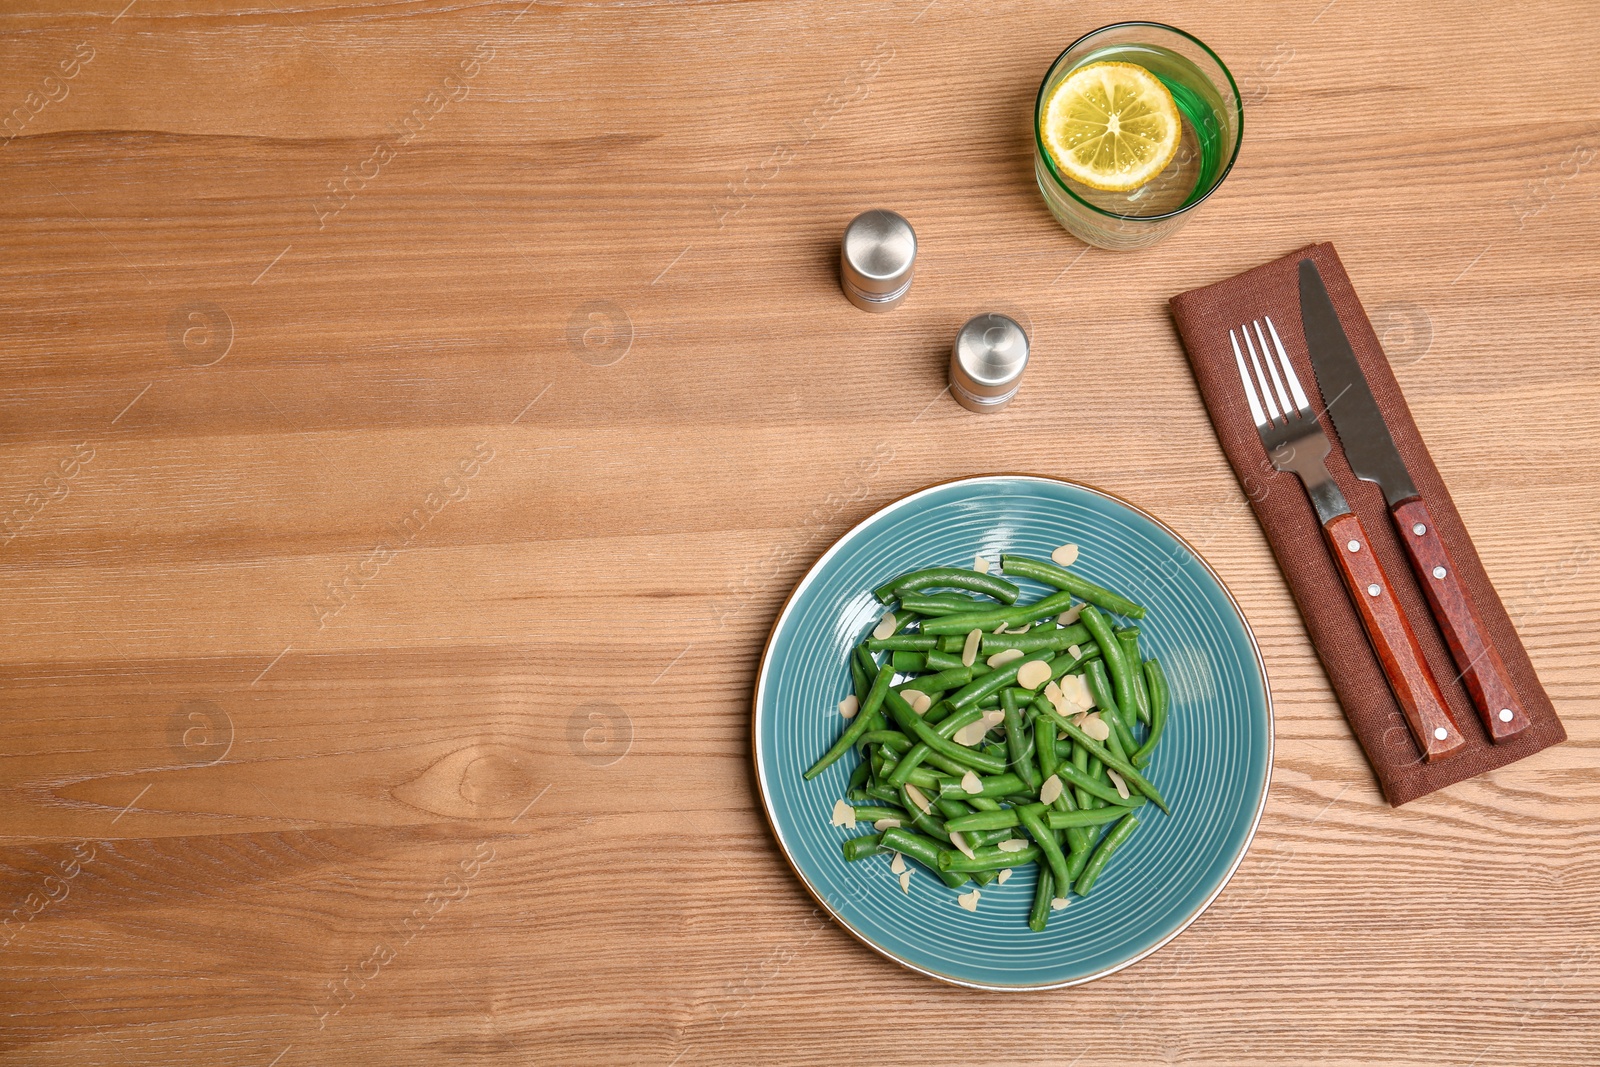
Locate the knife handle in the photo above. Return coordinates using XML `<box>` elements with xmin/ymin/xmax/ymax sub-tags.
<box><xmin>1323</xmin><ymin>512</ymin><xmax>1466</xmax><ymax>762</ymax></box>
<box><xmin>1391</xmin><ymin>499</ymin><xmax>1530</xmax><ymax>743</ymax></box>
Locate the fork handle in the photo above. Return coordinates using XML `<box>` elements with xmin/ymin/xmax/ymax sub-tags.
<box><xmin>1323</xmin><ymin>512</ymin><xmax>1465</xmax><ymax>762</ymax></box>
<box><xmin>1391</xmin><ymin>499</ymin><xmax>1530</xmax><ymax>743</ymax></box>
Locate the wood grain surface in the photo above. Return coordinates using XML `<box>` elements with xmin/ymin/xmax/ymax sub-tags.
<box><xmin>2</xmin><ymin>1</ymin><xmax>1597</xmax><ymax>1064</ymax></box>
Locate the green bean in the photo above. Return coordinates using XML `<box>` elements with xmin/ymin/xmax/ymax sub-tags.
<box><xmin>876</xmin><ymin>756</ymin><xmax>943</xmax><ymax>791</ymax></box>
<box><xmin>1078</xmin><ymin>604</ymin><xmax>1137</xmax><ymax>719</ymax></box>
<box><xmin>885</xmin><ymin>691</ymin><xmax>1009</xmax><ymax>776</ymax></box>
<box><xmin>938</xmin><ymin>843</ymin><xmax>1041</xmax><ymax>873</ymax></box>
<box><xmin>866</xmin><ymin>635</ymin><xmax>938</xmax><ymax>651</ymax></box>
<box><xmin>1002</xmin><ymin>689</ymin><xmax>1042</xmax><ymax>791</ymax></box>
<box><xmin>898</xmin><ymin>666</ymin><xmax>973</xmax><ymax>694</ymax></box>
<box><xmin>856</xmin><ymin>729</ymin><xmax>913</xmax><ymax>753</ymax></box>
<box><xmin>1133</xmin><ymin>658</ymin><xmax>1169</xmax><ymax>768</ymax></box>
<box><xmin>1084</xmin><ymin>658</ymin><xmax>1140</xmax><ymax>757</ymax></box>
<box><xmin>897</xmin><ymin>786</ymin><xmax>954</xmax><ymax>845</ymax></box>
<box><xmin>898</xmin><ymin>593</ymin><xmax>995</xmax><ymax>616</ymax></box>
<box><xmin>1017</xmin><ymin>802</ymin><xmax>1071</xmax><ymax>898</ymax></box>
<box><xmin>1074</xmin><ymin>812</ymin><xmax>1139</xmax><ymax>896</ymax></box>
<box><xmin>873</xmin><ymin>567</ymin><xmax>1020</xmax><ymax>605</ymax></box>
<box><xmin>805</xmin><ymin>663</ymin><xmax>895</xmax><ymax>780</ymax></box>
<box><xmin>919</xmin><ymin>590</ymin><xmax>1077</xmax><ymax>636</ymax></box>
<box><xmin>849</xmin><ymin>654</ymin><xmax>869</xmax><ymax>705</ymax></box>
<box><xmin>971</xmin><ymin>868</ymin><xmax>998</xmax><ymax>887</ymax></box>
<box><xmin>1029</xmin><ymin>866</ymin><xmax>1055</xmax><ymax>932</ymax></box>
<box><xmin>864</xmin><ymin>783</ymin><xmax>902</xmax><ymax>806</ymax></box>
<box><xmin>980</xmin><ymin>622</ymin><xmax>1093</xmax><ymax>654</ymax></box>
<box><xmin>1116</xmin><ymin>628</ymin><xmax>1151</xmax><ymax>725</ymax></box>
<box><xmin>846</xmin><ymin>759</ymin><xmax>871</xmax><ymax>795</ymax></box>
<box><xmin>1036</xmin><ymin>701</ymin><xmax>1170</xmax><ymax>814</ymax></box>
<box><xmin>890</xmin><ymin>650</ymin><xmax>926</xmax><ymax>673</ymax></box>
<box><xmin>849</xmin><ymin>804</ymin><xmax>910</xmax><ymax>823</ymax></box>
<box><xmin>1045</xmin><ymin>806</ymin><xmax>1138</xmax><ymax>830</ymax></box>
<box><xmin>935</xmin><ymin>771</ymin><xmax>1030</xmax><ymax>801</ymax></box>
<box><xmin>947</xmin><ymin>649</ymin><xmax>1054</xmax><ymax>710</ymax></box>
<box><xmin>841</xmin><ymin>833</ymin><xmax>884</xmax><ymax>861</ymax></box>
<box><xmin>943</xmin><ymin>809</ymin><xmax>1021</xmax><ymax>832</ymax></box>
<box><xmin>998</xmin><ymin>555</ymin><xmax>1147</xmax><ymax>619</ymax></box>
<box><xmin>878</xmin><ymin>827</ymin><xmax>969</xmax><ymax>888</ymax></box>
<box><xmin>1052</xmin><ymin>760</ymin><xmax>1141</xmax><ymax>807</ymax></box>
<box><xmin>965</xmin><ymin>826</ymin><xmax>1016</xmax><ymax>850</ymax></box>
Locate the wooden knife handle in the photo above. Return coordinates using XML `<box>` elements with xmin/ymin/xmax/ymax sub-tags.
<box><xmin>1392</xmin><ymin>498</ymin><xmax>1530</xmax><ymax>743</ymax></box>
<box><xmin>1323</xmin><ymin>511</ymin><xmax>1465</xmax><ymax>762</ymax></box>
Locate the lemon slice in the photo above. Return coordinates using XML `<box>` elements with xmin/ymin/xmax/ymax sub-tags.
<box><xmin>1041</xmin><ymin>61</ymin><xmax>1182</xmax><ymax>192</ymax></box>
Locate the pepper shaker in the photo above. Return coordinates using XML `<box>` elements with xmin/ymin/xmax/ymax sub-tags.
<box><xmin>840</xmin><ymin>210</ymin><xmax>916</xmax><ymax>312</ymax></box>
<box><xmin>949</xmin><ymin>313</ymin><xmax>1029</xmax><ymax>412</ymax></box>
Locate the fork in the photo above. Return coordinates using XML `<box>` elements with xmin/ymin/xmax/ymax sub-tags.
<box><xmin>1232</xmin><ymin>317</ymin><xmax>1465</xmax><ymax>763</ymax></box>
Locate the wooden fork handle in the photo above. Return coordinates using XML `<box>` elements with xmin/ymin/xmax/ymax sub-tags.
<box><xmin>1392</xmin><ymin>499</ymin><xmax>1531</xmax><ymax>743</ymax></box>
<box><xmin>1323</xmin><ymin>512</ymin><xmax>1466</xmax><ymax>762</ymax></box>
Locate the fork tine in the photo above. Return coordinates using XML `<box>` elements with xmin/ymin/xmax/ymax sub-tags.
<box><xmin>1241</xmin><ymin>324</ymin><xmax>1282</xmax><ymax>421</ymax></box>
<box><xmin>1263</xmin><ymin>316</ymin><xmax>1311</xmax><ymax>413</ymax></box>
<box><xmin>1254</xmin><ymin>320</ymin><xmax>1294</xmax><ymax>415</ymax></box>
<box><xmin>1231</xmin><ymin>329</ymin><xmax>1269</xmax><ymax>428</ymax></box>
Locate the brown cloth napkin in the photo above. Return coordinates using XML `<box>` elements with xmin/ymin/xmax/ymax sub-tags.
<box><xmin>1170</xmin><ymin>242</ymin><xmax>1565</xmax><ymax>805</ymax></box>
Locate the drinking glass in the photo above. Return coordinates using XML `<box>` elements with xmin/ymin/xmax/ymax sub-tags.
<box><xmin>1033</xmin><ymin>22</ymin><xmax>1243</xmax><ymax>250</ymax></box>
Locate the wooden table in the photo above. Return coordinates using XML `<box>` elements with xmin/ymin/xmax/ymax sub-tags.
<box><xmin>3</xmin><ymin>1</ymin><xmax>1596</xmax><ymax>1063</ymax></box>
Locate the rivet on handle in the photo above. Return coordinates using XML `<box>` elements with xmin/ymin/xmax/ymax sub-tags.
<box><xmin>1433</xmin><ymin>727</ymin><xmax>1449</xmax><ymax>741</ymax></box>
<box><xmin>1412</xmin><ymin>523</ymin><xmax>1427</xmax><ymax>535</ymax></box>
<box><xmin>1346</xmin><ymin>540</ymin><xmax>1361</xmax><ymax>552</ymax></box>
<box><xmin>1432</xmin><ymin>566</ymin><xmax>1447</xmax><ymax>579</ymax></box>
<box><xmin>1366</xmin><ymin>583</ymin><xmax>1381</xmax><ymax>596</ymax></box>
<box><xmin>1499</xmin><ymin>709</ymin><xmax>1514</xmax><ymax>723</ymax></box>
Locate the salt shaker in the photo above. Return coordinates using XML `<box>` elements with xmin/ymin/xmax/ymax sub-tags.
<box><xmin>949</xmin><ymin>313</ymin><xmax>1029</xmax><ymax>412</ymax></box>
<box><xmin>839</xmin><ymin>210</ymin><xmax>916</xmax><ymax>312</ymax></box>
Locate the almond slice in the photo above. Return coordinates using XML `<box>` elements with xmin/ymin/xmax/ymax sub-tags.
<box><xmin>1016</xmin><ymin>660</ymin><xmax>1052</xmax><ymax>690</ymax></box>
<box><xmin>1052</xmin><ymin>543</ymin><xmax>1080</xmax><ymax>568</ymax></box>
<box><xmin>1059</xmin><ymin>604</ymin><xmax>1083</xmax><ymax>625</ymax></box>
<box><xmin>983</xmin><ymin>709</ymin><xmax>1005</xmax><ymax>727</ymax></box>
<box><xmin>1050</xmin><ymin>897</ymin><xmax>1070</xmax><ymax>911</ymax></box>
<box><xmin>901</xmin><ymin>689</ymin><xmax>932</xmax><ymax>715</ymax></box>
<box><xmin>1107</xmin><ymin>769</ymin><xmax>1131</xmax><ymax>800</ymax></box>
<box><xmin>873</xmin><ymin>818</ymin><xmax>902</xmax><ymax>831</ymax></box>
<box><xmin>904</xmin><ymin>783</ymin><xmax>933</xmax><ymax>815</ymax></box>
<box><xmin>890</xmin><ymin>852</ymin><xmax>908</xmax><ymax>875</ymax></box>
<box><xmin>1082</xmin><ymin>713</ymin><xmax>1111</xmax><ymax>742</ymax></box>
<box><xmin>997</xmin><ymin>868</ymin><xmax>1013</xmax><ymax>885</ymax></box>
<box><xmin>957</xmin><ymin>889</ymin><xmax>981</xmax><ymax>911</ymax></box>
<box><xmin>1061</xmin><ymin>673</ymin><xmax>1094</xmax><ymax>710</ymax></box>
<box><xmin>952</xmin><ymin>720</ymin><xmax>987</xmax><ymax>747</ymax></box>
<box><xmin>973</xmin><ymin>554</ymin><xmax>991</xmax><ymax>574</ymax></box>
<box><xmin>831</xmin><ymin>799</ymin><xmax>856</xmax><ymax>828</ymax></box>
<box><xmin>960</xmin><ymin>771</ymin><xmax>984</xmax><ymax>795</ymax></box>
<box><xmin>838</xmin><ymin>695</ymin><xmax>859</xmax><ymax>719</ymax></box>
<box><xmin>992</xmin><ymin>623</ymin><xmax>1008</xmax><ymax>634</ymax></box>
<box><xmin>898</xmin><ymin>870</ymin><xmax>912</xmax><ymax>894</ymax></box>
<box><xmin>961</xmin><ymin>629</ymin><xmax>982</xmax><ymax>667</ymax></box>
<box><xmin>872</xmin><ymin>611</ymin><xmax>898</xmax><ymax>640</ymax></box>
<box><xmin>1043</xmin><ymin>680</ymin><xmax>1064</xmax><ymax>704</ymax></box>
<box><xmin>987</xmin><ymin>648</ymin><xmax>1025</xmax><ymax>669</ymax></box>
<box><xmin>1011</xmin><ymin>623</ymin><xmax>1031</xmax><ymax>635</ymax></box>
<box><xmin>949</xmin><ymin>831</ymin><xmax>976</xmax><ymax>860</ymax></box>
<box><xmin>1040</xmin><ymin>774</ymin><xmax>1064</xmax><ymax>805</ymax></box>
<box><xmin>1067</xmin><ymin>643</ymin><xmax>1082</xmax><ymax>659</ymax></box>
<box><xmin>997</xmin><ymin>838</ymin><xmax>1029</xmax><ymax>853</ymax></box>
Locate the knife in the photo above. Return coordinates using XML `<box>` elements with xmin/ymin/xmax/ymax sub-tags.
<box><xmin>1298</xmin><ymin>259</ymin><xmax>1530</xmax><ymax>743</ymax></box>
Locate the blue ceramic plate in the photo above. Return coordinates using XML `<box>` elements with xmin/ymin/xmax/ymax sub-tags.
<box><xmin>753</xmin><ymin>475</ymin><xmax>1272</xmax><ymax>989</ymax></box>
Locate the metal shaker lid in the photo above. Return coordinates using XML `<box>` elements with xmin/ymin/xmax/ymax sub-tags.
<box><xmin>950</xmin><ymin>313</ymin><xmax>1029</xmax><ymax>412</ymax></box>
<box><xmin>840</xmin><ymin>210</ymin><xmax>915</xmax><ymax>312</ymax></box>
